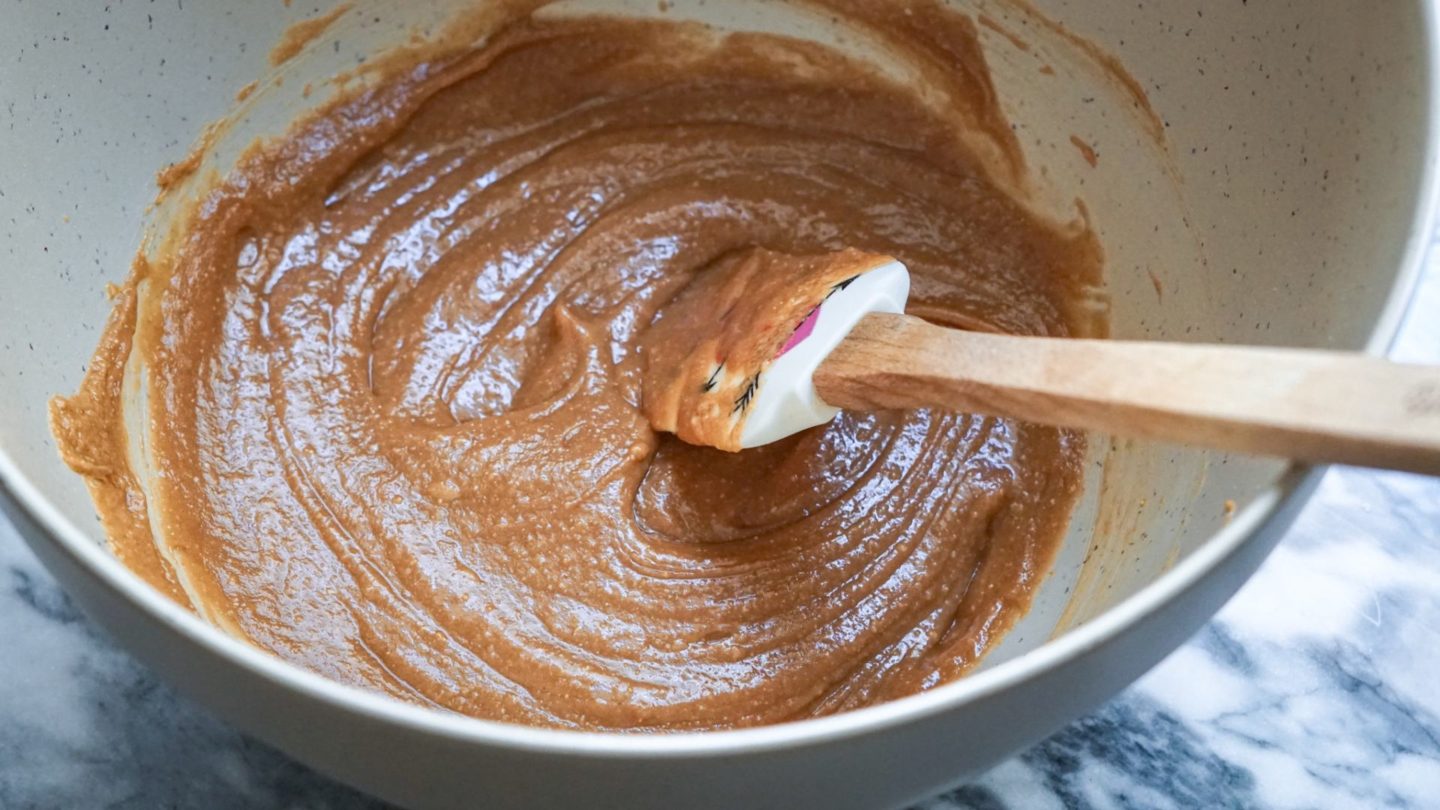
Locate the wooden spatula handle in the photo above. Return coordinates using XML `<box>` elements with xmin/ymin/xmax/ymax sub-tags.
<box><xmin>814</xmin><ymin>312</ymin><xmax>1440</xmax><ymax>475</ymax></box>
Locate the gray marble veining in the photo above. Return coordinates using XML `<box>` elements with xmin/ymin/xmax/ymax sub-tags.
<box><xmin>1</xmin><ymin>264</ymin><xmax>1436</xmax><ymax>809</ymax></box>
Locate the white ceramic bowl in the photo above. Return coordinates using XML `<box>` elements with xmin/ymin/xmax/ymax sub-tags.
<box><xmin>1</xmin><ymin>1</ymin><xmax>1435</xmax><ymax>808</ymax></box>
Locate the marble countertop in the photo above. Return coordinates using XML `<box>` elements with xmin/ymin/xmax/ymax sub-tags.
<box><xmin>1</xmin><ymin>264</ymin><xmax>1436</xmax><ymax>810</ymax></box>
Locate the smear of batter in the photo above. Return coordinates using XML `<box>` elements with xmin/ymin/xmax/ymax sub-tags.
<box><xmin>269</xmin><ymin>3</ymin><xmax>353</xmax><ymax>67</ymax></box>
<box><xmin>51</xmin><ymin>2</ymin><xmax>1103</xmax><ymax>731</ymax></box>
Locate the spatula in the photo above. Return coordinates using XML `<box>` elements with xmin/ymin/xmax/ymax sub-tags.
<box><xmin>639</xmin><ymin>249</ymin><xmax>1440</xmax><ymax>475</ymax></box>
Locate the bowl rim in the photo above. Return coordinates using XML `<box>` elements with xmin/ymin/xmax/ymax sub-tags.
<box><xmin>1</xmin><ymin>2</ymin><xmax>1437</xmax><ymax>760</ymax></box>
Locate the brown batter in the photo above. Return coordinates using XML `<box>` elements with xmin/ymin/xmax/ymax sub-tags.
<box><xmin>51</xmin><ymin>2</ymin><xmax>1103</xmax><ymax>731</ymax></box>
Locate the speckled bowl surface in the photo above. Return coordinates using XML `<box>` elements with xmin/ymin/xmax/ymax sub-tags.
<box><xmin>0</xmin><ymin>1</ymin><xmax>1436</xmax><ymax>808</ymax></box>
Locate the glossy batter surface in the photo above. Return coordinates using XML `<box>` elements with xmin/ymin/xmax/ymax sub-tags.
<box><xmin>53</xmin><ymin>5</ymin><xmax>1103</xmax><ymax>731</ymax></box>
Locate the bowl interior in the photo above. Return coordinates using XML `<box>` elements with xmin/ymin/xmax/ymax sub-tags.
<box><xmin>0</xmin><ymin>0</ymin><xmax>1430</xmax><ymax>699</ymax></box>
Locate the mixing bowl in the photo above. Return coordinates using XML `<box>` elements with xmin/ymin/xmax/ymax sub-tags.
<box><xmin>1</xmin><ymin>1</ymin><xmax>1435</xmax><ymax>807</ymax></box>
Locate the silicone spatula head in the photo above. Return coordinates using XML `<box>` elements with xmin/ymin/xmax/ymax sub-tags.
<box><xmin>641</xmin><ymin>248</ymin><xmax>910</xmax><ymax>451</ymax></box>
